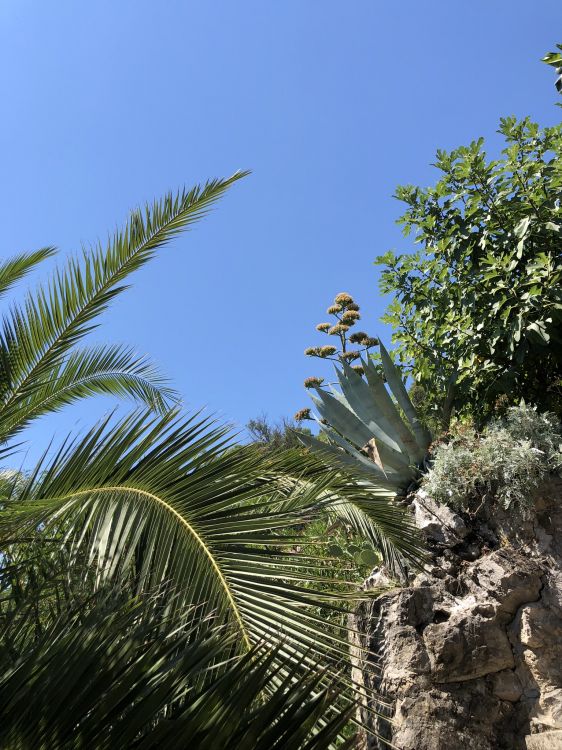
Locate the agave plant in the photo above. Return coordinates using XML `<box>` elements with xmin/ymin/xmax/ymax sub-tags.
<box><xmin>297</xmin><ymin>340</ymin><xmax>431</xmax><ymax>576</ymax></box>
<box><xmin>301</xmin><ymin>344</ymin><xmax>431</xmax><ymax>493</ymax></box>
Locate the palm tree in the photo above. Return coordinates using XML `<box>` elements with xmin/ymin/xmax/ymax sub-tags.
<box><xmin>0</xmin><ymin>174</ymin><xmax>422</xmax><ymax>747</ymax></box>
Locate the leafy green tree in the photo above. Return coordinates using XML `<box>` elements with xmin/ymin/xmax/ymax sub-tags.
<box><xmin>0</xmin><ymin>175</ymin><xmax>422</xmax><ymax>747</ymax></box>
<box><xmin>376</xmin><ymin>114</ymin><xmax>562</xmax><ymax>424</ymax></box>
<box><xmin>246</xmin><ymin>413</ymin><xmax>312</xmax><ymax>451</ymax></box>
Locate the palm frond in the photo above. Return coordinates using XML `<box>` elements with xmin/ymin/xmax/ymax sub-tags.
<box><xmin>1</xmin><ymin>410</ymin><xmax>402</xmax><ymax>718</ymax></box>
<box><xmin>0</xmin><ymin>173</ymin><xmax>247</xmax><ymax>408</ymax></box>
<box><xmin>0</xmin><ymin>247</ymin><xmax>56</xmax><ymax>300</ymax></box>
<box><xmin>0</xmin><ymin>344</ymin><xmax>178</xmax><ymax>439</ymax></box>
<box><xmin>0</xmin><ymin>587</ymin><xmax>354</xmax><ymax>750</ymax></box>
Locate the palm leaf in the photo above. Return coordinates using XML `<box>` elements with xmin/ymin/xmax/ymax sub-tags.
<box><xmin>290</xmin><ymin>432</ymin><xmax>424</xmax><ymax>576</ymax></box>
<box><xmin>0</xmin><ymin>173</ymin><xmax>247</xmax><ymax>408</ymax></box>
<box><xmin>1</xmin><ymin>410</ymin><xmax>414</xmax><ymax>719</ymax></box>
<box><xmin>4</xmin><ymin>412</ymin><xmax>341</xmax><ymax>628</ymax></box>
<box><xmin>0</xmin><ymin>247</ymin><xmax>56</xmax><ymax>300</ymax></box>
<box><xmin>0</xmin><ymin>344</ymin><xmax>178</xmax><ymax>439</ymax></box>
<box><xmin>0</xmin><ymin>587</ymin><xmax>355</xmax><ymax>750</ymax></box>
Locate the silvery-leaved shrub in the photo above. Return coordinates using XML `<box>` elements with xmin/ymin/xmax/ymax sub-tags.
<box><xmin>423</xmin><ymin>405</ymin><xmax>562</xmax><ymax>514</ymax></box>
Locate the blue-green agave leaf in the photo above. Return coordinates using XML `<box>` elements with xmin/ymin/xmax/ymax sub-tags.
<box><xmin>311</xmin><ymin>390</ymin><xmax>410</xmax><ymax>473</ymax></box>
<box><xmin>296</xmin><ymin>431</ymin><xmax>398</xmax><ymax>488</ymax></box>
<box><xmin>363</xmin><ymin>356</ymin><xmax>428</xmax><ymax>462</ymax></box>
<box><xmin>336</xmin><ymin>361</ymin><xmax>406</xmax><ymax>454</ymax></box>
<box><xmin>378</xmin><ymin>343</ymin><xmax>431</xmax><ymax>451</ymax></box>
<box><xmin>320</xmin><ymin>410</ymin><xmax>411</xmax><ymax>474</ymax></box>
<box><xmin>320</xmin><ymin>427</ymin><xmax>407</xmax><ymax>483</ymax></box>
<box><xmin>309</xmin><ymin>391</ymin><xmax>374</xmax><ymax>449</ymax></box>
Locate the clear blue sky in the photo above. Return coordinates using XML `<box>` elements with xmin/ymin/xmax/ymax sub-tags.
<box><xmin>0</xmin><ymin>1</ymin><xmax>560</xmax><ymax>464</ymax></box>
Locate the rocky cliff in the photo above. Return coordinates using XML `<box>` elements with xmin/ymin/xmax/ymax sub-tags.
<box><xmin>350</xmin><ymin>478</ymin><xmax>562</xmax><ymax>750</ymax></box>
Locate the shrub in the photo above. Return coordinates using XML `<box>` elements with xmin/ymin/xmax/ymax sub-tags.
<box><xmin>423</xmin><ymin>405</ymin><xmax>562</xmax><ymax>513</ymax></box>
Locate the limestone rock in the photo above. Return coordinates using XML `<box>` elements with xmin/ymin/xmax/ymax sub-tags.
<box><xmin>412</xmin><ymin>490</ymin><xmax>468</xmax><ymax>546</ymax></box>
<box><xmin>423</xmin><ymin>611</ymin><xmax>515</xmax><ymax>682</ymax></box>
<box><xmin>526</xmin><ymin>731</ymin><xmax>562</xmax><ymax>749</ymax></box>
<box><xmin>350</xmin><ymin>480</ymin><xmax>562</xmax><ymax>750</ymax></box>
<box><xmin>492</xmin><ymin>669</ymin><xmax>523</xmax><ymax>702</ymax></box>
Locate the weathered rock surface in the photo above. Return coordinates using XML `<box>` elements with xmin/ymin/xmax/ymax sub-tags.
<box><xmin>525</xmin><ymin>731</ymin><xmax>562</xmax><ymax>749</ymax></box>
<box><xmin>350</xmin><ymin>478</ymin><xmax>562</xmax><ymax>749</ymax></box>
<box><xmin>412</xmin><ymin>490</ymin><xmax>469</xmax><ymax>547</ymax></box>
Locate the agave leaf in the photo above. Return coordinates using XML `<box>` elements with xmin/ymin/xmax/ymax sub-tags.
<box><xmin>327</xmin><ymin>385</ymin><xmax>352</xmax><ymax>409</ymax></box>
<box><xmin>309</xmin><ymin>392</ymin><xmax>373</xmax><ymax>448</ymax></box>
<box><xmin>297</xmin><ymin>432</ymin><xmax>378</xmax><ymax>479</ymax></box>
<box><xmin>378</xmin><ymin>343</ymin><xmax>431</xmax><ymax>451</ymax></box>
<box><xmin>314</xmin><ymin>387</ymin><xmax>412</xmax><ymax>473</ymax></box>
<box><xmin>311</xmin><ymin>391</ymin><xmax>411</xmax><ymax>473</ymax></box>
<box><xmin>296</xmin><ymin>431</ymin><xmax>395</xmax><ymax>486</ymax></box>
<box><xmin>336</xmin><ymin>361</ymin><xmax>406</xmax><ymax>454</ymax></box>
<box><xmin>320</xmin><ymin>427</ymin><xmax>407</xmax><ymax>485</ymax></box>
<box><xmin>362</xmin><ymin>356</ymin><xmax>426</xmax><ymax>463</ymax></box>
<box><xmin>321</xmin><ymin>427</ymin><xmax>410</xmax><ymax>483</ymax></box>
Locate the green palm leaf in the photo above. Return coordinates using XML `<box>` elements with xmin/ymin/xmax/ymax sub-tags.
<box><xmin>0</xmin><ymin>344</ymin><xmax>178</xmax><ymax>439</ymax></box>
<box><xmin>0</xmin><ymin>247</ymin><xmax>56</xmax><ymax>300</ymax></box>
<box><xmin>0</xmin><ymin>587</ymin><xmax>355</xmax><ymax>750</ymax></box>
<box><xmin>0</xmin><ymin>173</ymin><xmax>246</xmax><ymax>409</ymax></box>
<box><xmin>0</xmin><ymin>173</ymin><xmax>426</xmax><ymax>746</ymax></box>
<box><xmin>2</xmin><ymin>411</ymin><xmax>409</xmax><ymax>712</ymax></box>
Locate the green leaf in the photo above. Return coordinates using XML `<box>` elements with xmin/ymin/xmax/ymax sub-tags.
<box><xmin>542</xmin><ymin>47</ymin><xmax>562</xmax><ymax>67</ymax></box>
<box><xmin>310</xmin><ymin>391</ymin><xmax>376</xmax><ymax>451</ymax></box>
<box><xmin>3</xmin><ymin>410</ymin><xmax>423</xmax><ymax>716</ymax></box>
<box><xmin>358</xmin><ymin>548</ymin><xmax>382</xmax><ymax>567</ymax></box>
<box><xmin>361</xmin><ymin>356</ymin><xmax>427</xmax><ymax>463</ymax></box>
<box><xmin>335</xmin><ymin>360</ymin><xmax>407</xmax><ymax>455</ymax></box>
<box><xmin>526</xmin><ymin>321</ymin><xmax>550</xmax><ymax>344</ymax></box>
<box><xmin>0</xmin><ymin>588</ymin><xmax>354</xmax><ymax>750</ymax></box>
<box><xmin>327</xmin><ymin>543</ymin><xmax>344</xmax><ymax>557</ymax></box>
<box><xmin>378</xmin><ymin>343</ymin><xmax>431</xmax><ymax>451</ymax></box>
<box><xmin>297</xmin><ymin>429</ymin><xmax>393</xmax><ymax>484</ymax></box>
<box><xmin>514</xmin><ymin>216</ymin><xmax>531</xmax><ymax>238</ymax></box>
<box><xmin>0</xmin><ymin>344</ymin><xmax>178</xmax><ymax>440</ymax></box>
<box><xmin>0</xmin><ymin>248</ymin><xmax>56</xmax><ymax>300</ymax></box>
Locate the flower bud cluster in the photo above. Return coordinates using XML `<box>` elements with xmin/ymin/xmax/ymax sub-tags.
<box><xmin>298</xmin><ymin>293</ymin><xmax>380</xmax><ymax>419</ymax></box>
<box><xmin>305</xmin><ymin>293</ymin><xmax>379</xmax><ymax>366</ymax></box>
<box><xmin>304</xmin><ymin>376</ymin><xmax>324</xmax><ymax>389</ymax></box>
